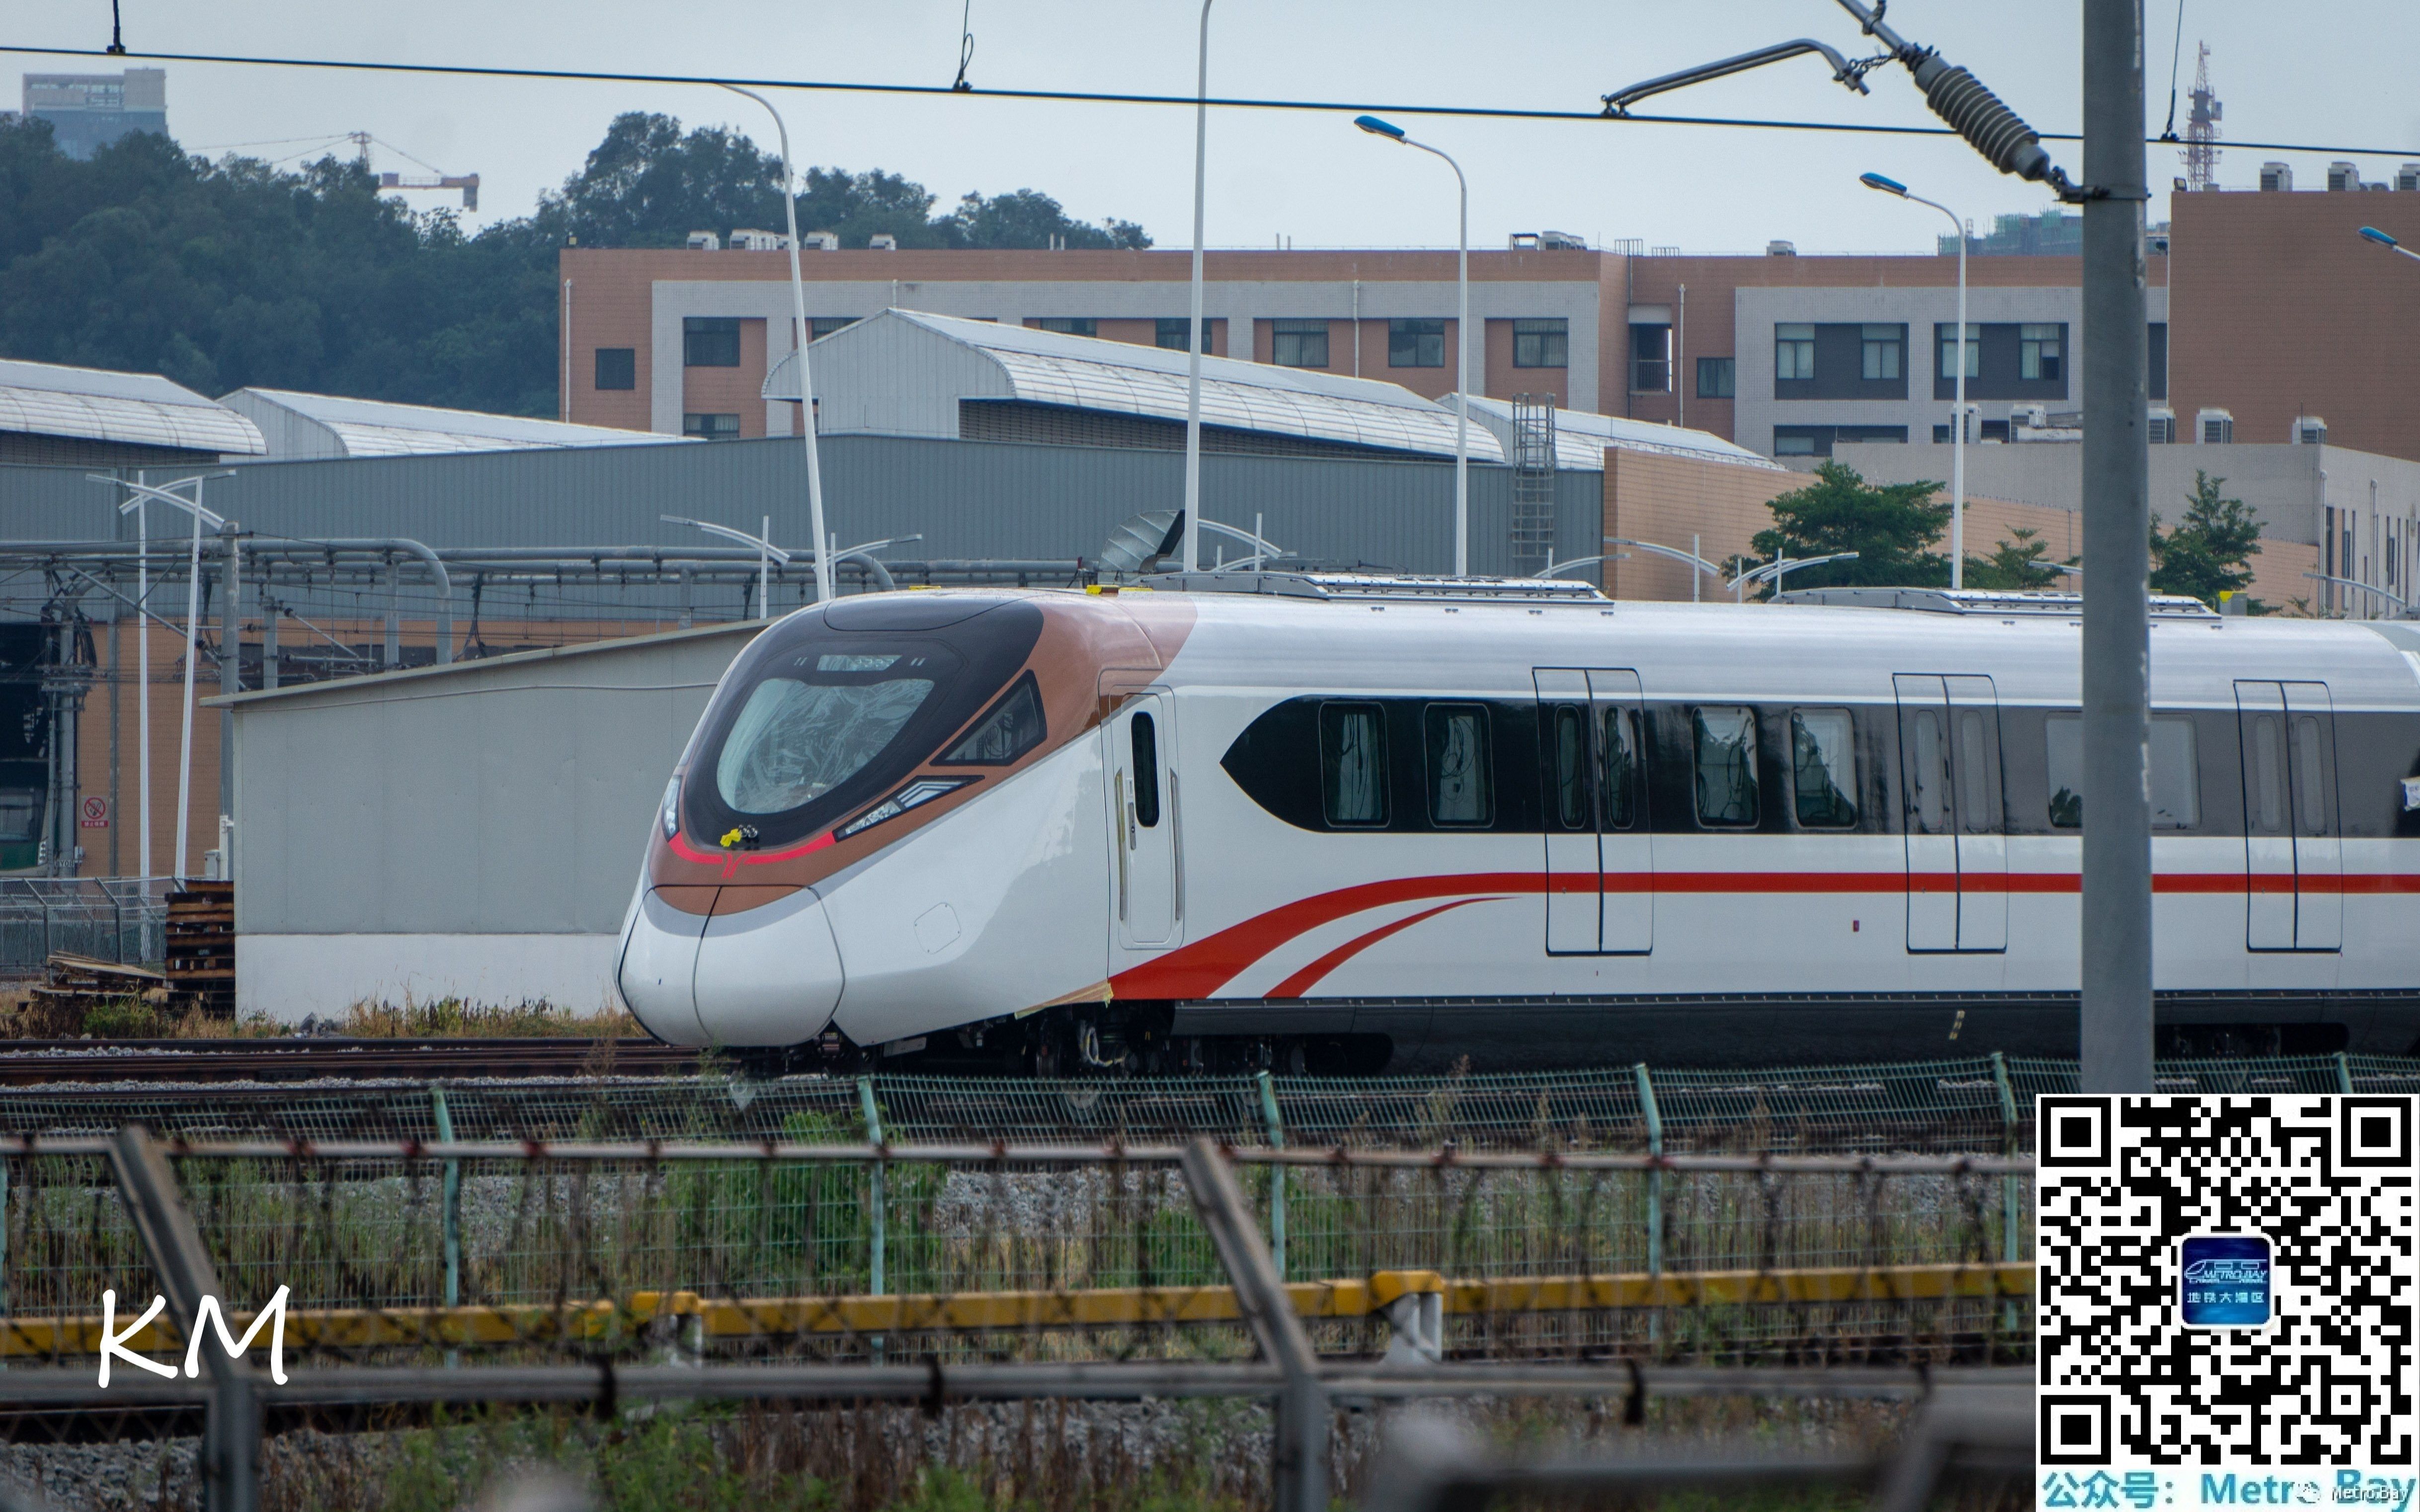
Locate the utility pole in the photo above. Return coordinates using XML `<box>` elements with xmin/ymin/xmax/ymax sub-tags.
<box><xmin>2079</xmin><ymin>0</ymin><xmax>2154</xmax><ymax>1093</ymax></box>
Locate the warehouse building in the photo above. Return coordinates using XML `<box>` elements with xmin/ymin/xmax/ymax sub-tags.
<box><xmin>0</xmin><ymin>358</ymin><xmax>263</xmax><ymax>467</ymax></box>
<box><xmin>218</xmin><ymin>388</ymin><xmax>690</xmax><ymax>460</ymax></box>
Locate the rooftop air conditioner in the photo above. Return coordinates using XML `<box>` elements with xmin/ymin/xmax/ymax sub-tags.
<box><xmin>2197</xmin><ymin>408</ymin><xmax>2234</xmax><ymax>445</ymax></box>
<box><xmin>1766</xmin><ymin>239</ymin><xmax>1796</xmax><ymax>257</ymax></box>
<box><xmin>2292</xmin><ymin>416</ymin><xmax>2327</xmax><ymax>445</ymax></box>
<box><xmin>869</xmin><ymin>233</ymin><xmax>899</xmax><ymax>251</ymax></box>
<box><xmin>2260</xmin><ymin>162</ymin><xmax>2293</xmax><ymax>192</ymax></box>
<box><xmin>2011</xmin><ymin>404</ymin><xmax>2049</xmax><ymax>430</ymax></box>
<box><xmin>803</xmin><ymin>231</ymin><xmax>839</xmax><ymax>251</ymax></box>
<box><xmin>1538</xmin><ymin>230</ymin><xmax>1587</xmax><ymax>250</ymax></box>
<box><xmin>728</xmin><ymin>228</ymin><xmax>789</xmax><ymax>251</ymax></box>
<box><xmin>685</xmin><ymin>231</ymin><xmax>720</xmax><ymax>251</ymax></box>
<box><xmin>2329</xmin><ymin>162</ymin><xmax>2362</xmax><ymax>192</ymax></box>
<box><xmin>2147</xmin><ymin>407</ymin><xmax>2176</xmax><ymax>444</ymax></box>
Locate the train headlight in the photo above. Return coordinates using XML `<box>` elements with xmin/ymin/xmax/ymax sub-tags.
<box><xmin>660</xmin><ymin>774</ymin><xmax>682</xmax><ymax>839</ymax></box>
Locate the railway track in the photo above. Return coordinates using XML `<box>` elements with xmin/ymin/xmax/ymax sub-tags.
<box><xmin>0</xmin><ymin>1036</ymin><xmax>696</xmax><ymax>1084</ymax></box>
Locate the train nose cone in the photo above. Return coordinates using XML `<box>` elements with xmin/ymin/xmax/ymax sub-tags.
<box><xmin>618</xmin><ymin>889</ymin><xmax>710</xmax><ymax>1044</ymax></box>
<box><xmin>692</xmin><ymin>885</ymin><xmax>847</xmax><ymax>1046</ymax></box>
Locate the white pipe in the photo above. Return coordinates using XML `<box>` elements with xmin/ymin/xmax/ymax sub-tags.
<box><xmin>176</xmin><ymin>482</ymin><xmax>203</xmax><ymax>879</ymax></box>
<box><xmin>135</xmin><ymin>475</ymin><xmax>150</xmax><ymax>879</ymax></box>
<box><xmin>1181</xmin><ymin>0</ymin><xmax>1213</xmax><ymax>575</ymax></box>
<box><xmin>722</xmin><ymin>84</ymin><xmax>833</xmax><ymax>605</ymax></box>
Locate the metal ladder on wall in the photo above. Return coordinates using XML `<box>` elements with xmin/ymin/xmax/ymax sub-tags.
<box><xmin>1508</xmin><ymin>393</ymin><xmax>1558</xmax><ymax>575</ymax></box>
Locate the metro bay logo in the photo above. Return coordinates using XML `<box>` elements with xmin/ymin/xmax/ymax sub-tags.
<box><xmin>2179</xmin><ymin>1235</ymin><xmax>2272</xmax><ymax>1328</ymax></box>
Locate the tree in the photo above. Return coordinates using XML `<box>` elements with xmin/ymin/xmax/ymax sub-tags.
<box><xmin>2150</xmin><ymin>471</ymin><xmax>2264</xmax><ymax>610</ymax></box>
<box><xmin>1748</xmin><ymin>461</ymin><xmax>1951</xmax><ymax>595</ymax></box>
<box><xmin>948</xmin><ymin>188</ymin><xmax>1150</xmax><ymax>250</ymax></box>
<box><xmin>1962</xmin><ymin>527</ymin><xmax>2065</xmax><ymax>590</ymax></box>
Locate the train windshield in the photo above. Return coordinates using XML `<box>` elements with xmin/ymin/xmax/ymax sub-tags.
<box><xmin>717</xmin><ymin>654</ymin><xmax>940</xmax><ymax>814</ymax></box>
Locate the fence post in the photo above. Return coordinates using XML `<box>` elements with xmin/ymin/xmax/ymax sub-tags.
<box><xmin>1633</xmin><ymin>1063</ymin><xmax>1663</xmax><ymax>1277</ymax></box>
<box><xmin>858</xmin><ymin>1075</ymin><xmax>886</xmax><ymax>1366</ymax></box>
<box><xmin>2334</xmin><ymin>1051</ymin><xmax>2355</xmax><ymax>1095</ymax></box>
<box><xmin>110</xmin><ymin>1125</ymin><xmax>259</xmax><ymax>1512</ymax></box>
<box><xmin>1256</xmin><ymin>1069</ymin><xmax>1287</xmax><ymax>1281</ymax></box>
<box><xmin>1180</xmin><ymin>1138</ymin><xmax>1326</xmax><ymax>1512</ymax></box>
<box><xmin>1990</xmin><ymin>1051</ymin><xmax>2023</xmax><ymax>1338</ymax></box>
<box><xmin>431</xmin><ymin>1085</ymin><xmax>461</xmax><ymax>1368</ymax></box>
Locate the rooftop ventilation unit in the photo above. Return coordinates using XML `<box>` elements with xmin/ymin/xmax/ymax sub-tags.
<box><xmin>2197</xmin><ymin>407</ymin><xmax>2234</xmax><ymax>444</ymax></box>
<box><xmin>2147</xmin><ymin>407</ymin><xmax>2177</xmax><ymax>444</ymax></box>
<box><xmin>1507</xmin><ymin>230</ymin><xmax>1589</xmax><ymax>251</ymax></box>
<box><xmin>2259</xmin><ymin>162</ymin><xmax>2293</xmax><ymax>191</ymax></box>
<box><xmin>685</xmin><ymin>231</ymin><xmax>720</xmax><ymax>251</ymax></box>
<box><xmin>1766</xmin><ymin>239</ymin><xmax>1796</xmax><ymax>257</ymax></box>
<box><xmin>803</xmin><ymin>231</ymin><xmax>840</xmax><ymax>251</ymax></box>
<box><xmin>2401</xmin><ymin>163</ymin><xmax>2420</xmax><ymax>192</ymax></box>
<box><xmin>2329</xmin><ymin>161</ymin><xmax>2363</xmax><ymax>192</ymax></box>
<box><xmin>1142</xmin><ymin>570</ymin><xmax>1606</xmax><ymax>603</ymax></box>
<box><xmin>728</xmin><ymin>229</ymin><xmax>789</xmax><ymax>252</ymax></box>
<box><xmin>869</xmin><ymin>233</ymin><xmax>899</xmax><ymax>251</ymax></box>
<box><xmin>2291</xmin><ymin>415</ymin><xmax>2327</xmax><ymax>445</ymax></box>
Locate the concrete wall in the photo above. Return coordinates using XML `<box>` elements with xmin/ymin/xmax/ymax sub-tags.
<box><xmin>223</xmin><ymin>623</ymin><xmax>755</xmax><ymax>1019</ymax></box>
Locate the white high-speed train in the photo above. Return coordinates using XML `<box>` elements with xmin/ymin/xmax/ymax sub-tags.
<box><xmin>616</xmin><ymin>576</ymin><xmax>2420</xmax><ymax>1073</ymax></box>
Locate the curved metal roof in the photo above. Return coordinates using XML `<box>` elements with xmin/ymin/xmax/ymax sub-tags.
<box><xmin>225</xmin><ymin>388</ymin><xmax>690</xmax><ymax>457</ymax></box>
<box><xmin>1458</xmin><ymin>394</ymin><xmax>1781</xmax><ymax>472</ymax></box>
<box><xmin>787</xmin><ymin>310</ymin><xmax>1507</xmax><ymax>462</ymax></box>
<box><xmin>0</xmin><ymin>358</ymin><xmax>263</xmax><ymax>455</ymax></box>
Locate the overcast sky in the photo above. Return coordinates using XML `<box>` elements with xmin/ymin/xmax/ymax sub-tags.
<box><xmin>9</xmin><ymin>0</ymin><xmax>2416</xmax><ymax>254</ymax></box>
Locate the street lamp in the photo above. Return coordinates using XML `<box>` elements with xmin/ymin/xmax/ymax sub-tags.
<box><xmin>1862</xmin><ymin>171</ymin><xmax>1969</xmax><ymax>590</ymax></box>
<box><xmin>1181</xmin><ymin>0</ymin><xmax>1213</xmax><ymax>575</ymax></box>
<box><xmin>1356</xmin><ymin>114</ymin><xmax>1470</xmax><ymax>578</ymax></box>
<box><xmin>2359</xmin><ymin>226</ymin><xmax>2420</xmax><ymax>264</ymax></box>
<box><xmin>720</xmin><ymin>83</ymin><xmax>834</xmax><ymax>605</ymax></box>
<box><xmin>661</xmin><ymin>514</ymin><xmax>792</xmax><ymax>617</ymax></box>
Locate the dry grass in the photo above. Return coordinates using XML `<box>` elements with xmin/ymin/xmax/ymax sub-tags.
<box><xmin>338</xmin><ymin>998</ymin><xmax>642</xmax><ymax>1039</ymax></box>
<box><xmin>0</xmin><ymin>988</ymin><xmax>636</xmax><ymax>1041</ymax></box>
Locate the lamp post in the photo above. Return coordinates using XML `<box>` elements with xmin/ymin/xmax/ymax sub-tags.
<box><xmin>2359</xmin><ymin>226</ymin><xmax>2420</xmax><ymax>264</ymax></box>
<box><xmin>1356</xmin><ymin>114</ymin><xmax>1469</xmax><ymax>577</ymax></box>
<box><xmin>1181</xmin><ymin>0</ymin><xmax>1213</xmax><ymax>575</ymax></box>
<box><xmin>108</xmin><ymin>473</ymin><xmax>232</xmax><ymax>880</ymax></box>
<box><xmin>1862</xmin><ymin>171</ymin><xmax>1967</xmax><ymax>590</ymax></box>
<box><xmin>720</xmin><ymin>83</ymin><xmax>834</xmax><ymax>605</ymax></box>
<box><xmin>661</xmin><ymin>513</ymin><xmax>793</xmax><ymax>618</ymax></box>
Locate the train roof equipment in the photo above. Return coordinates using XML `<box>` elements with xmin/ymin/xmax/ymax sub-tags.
<box><xmin>1775</xmin><ymin>587</ymin><xmax>2219</xmax><ymax>619</ymax></box>
<box><xmin>1139</xmin><ymin>570</ymin><xmax>1607</xmax><ymax>603</ymax></box>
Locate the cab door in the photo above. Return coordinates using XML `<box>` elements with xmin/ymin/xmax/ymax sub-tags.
<box><xmin>1107</xmin><ymin>692</ymin><xmax>1180</xmax><ymax>950</ymax></box>
<box><xmin>2237</xmin><ymin>680</ymin><xmax>2341</xmax><ymax>951</ymax></box>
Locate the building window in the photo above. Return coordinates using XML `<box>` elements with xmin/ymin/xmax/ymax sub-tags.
<box><xmin>683</xmin><ymin>317</ymin><xmax>741</xmax><ymax>368</ymax></box>
<box><xmin>1630</xmin><ymin>323</ymin><xmax>1671</xmax><ymax>392</ymax></box>
<box><xmin>1860</xmin><ymin>324</ymin><xmax>1904</xmax><ymax>381</ymax></box>
<box><xmin>1271</xmin><ymin>318</ymin><xmax>1330</xmax><ymax>369</ymax></box>
<box><xmin>1513</xmin><ymin>318</ymin><xmax>1568</xmax><ymax>369</ymax></box>
<box><xmin>2020</xmin><ymin>323</ymin><xmax>2063</xmax><ymax>382</ymax></box>
<box><xmin>1037</xmin><ymin>317</ymin><xmax>1097</xmax><ymax>336</ymax></box>
<box><xmin>1773</xmin><ymin>424</ymin><xmax>1907</xmax><ymax>457</ymax></box>
<box><xmin>683</xmin><ymin>412</ymin><xmax>741</xmax><ymax>440</ymax></box>
<box><xmin>593</xmin><ymin>347</ymin><xmax>635</xmax><ymax>391</ymax></box>
<box><xmin>1389</xmin><ymin>318</ymin><xmax>1445</xmax><ymax>368</ymax></box>
<box><xmin>1696</xmin><ymin>356</ymin><xmax>1735</xmax><ymax>398</ymax></box>
<box><xmin>1774</xmin><ymin>323</ymin><xmax>1816</xmax><ymax>382</ymax></box>
<box><xmin>1935</xmin><ymin>323</ymin><xmax>1981</xmax><ymax>381</ymax></box>
<box><xmin>2147</xmin><ymin>321</ymin><xmax>2169</xmax><ymax>401</ymax></box>
<box><xmin>810</xmin><ymin>316</ymin><xmax>857</xmax><ymax>340</ymax></box>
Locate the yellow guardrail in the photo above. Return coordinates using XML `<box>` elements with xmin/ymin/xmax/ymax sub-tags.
<box><xmin>0</xmin><ymin>1261</ymin><xmax>2033</xmax><ymax>1358</ymax></box>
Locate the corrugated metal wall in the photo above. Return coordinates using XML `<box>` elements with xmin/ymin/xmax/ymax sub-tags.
<box><xmin>2</xmin><ymin>434</ymin><xmax>1605</xmax><ymax>588</ymax></box>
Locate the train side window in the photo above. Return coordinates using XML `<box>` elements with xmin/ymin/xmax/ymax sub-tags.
<box><xmin>1911</xmin><ymin>709</ymin><xmax>1949</xmax><ymax>833</ymax></box>
<box><xmin>1319</xmin><ymin>702</ymin><xmax>1389</xmax><ymax>827</ymax></box>
<box><xmin>1692</xmin><ymin>706</ymin><xmax>1759</xmax><ymax>827</ymax></box>
<box><xmin>2149</xmin><ymin>716</ymin><xmax>2198</xmax><ymax>829</ymax></box>
<box><xmin>2044</xmin><ymin>714</ymin><xmax>2082</xmax><ymax>828</ymax></box>
<box><xmin>2292</xmin><ymin>715</ymin><xmax>2328</xmax><ymax>835</ymax></box>
<box><xmin>1550</xmin><ymin>707</ymin><xmax>1587</xmax><ymax>829</ymax></box>
<box><xmin>938</xmin><ymin>672</ymin><xmax>1046</xmax><ymax>764</ymax></box>
<box><xmin>2047</xmin><ymin>713</ymin><xmax>2198</xmax><ymax>829</ymax></box>
<box><xmin>1129</xmin><ymin>713</ymin><xmax>1161</xmax><ymax>827</ymax></box>
<box><xmin>1789</xmin><ymin>709</ymin><xmax>1857</xmax><ymax>828</ymax></box>
<box><xmin>2248</xmin><ymin>714</ymin><xmax>2286</xmax><ymax>832</ymax></box>
<box><xmin>1601</xmin><ymin>706</ymin><xmax>1640</xmax><ymax>830</ymax></box>
<box><xmin>1425</xmin><ymin>704</ymin><xmax>1494</xmax><ymax>826</ymax></box>
<box><xmin>1955</xmin><ymin>710</ymin><xmax>1993</xmax><ymax>833</ymax></box>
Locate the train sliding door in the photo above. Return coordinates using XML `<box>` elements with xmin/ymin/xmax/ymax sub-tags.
<box><xmin>1534</xmin><ymin>668</ymin><xmax>1651</xmax><ymax>955</ymax></box>
<box><xmin>2236</xmin><ymin>680</ymin><xmax>2341</xmax><ymax>951</ymax></box>
<box><xmin>1893</xmin><ymin>674</ymin><xmax>2007</xmax><ymax>953</ymax></box>
<box><xmin>1106</xmin><ymin>692</ymin><xmax>1180</xmax><ymax>950</ymax></box>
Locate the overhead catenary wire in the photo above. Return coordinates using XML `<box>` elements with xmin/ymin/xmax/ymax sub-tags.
<box><xmin>1</xmin><ymin>41</ymin><xmax>2415</xmax><ymax>159</ymax></box>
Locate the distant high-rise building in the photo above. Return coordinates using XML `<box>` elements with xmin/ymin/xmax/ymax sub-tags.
<box><xmin>1938</xmin><ymin>210</ymin><xmax>2083</xmax><ymax>257</ymax></box>
<box><xmin>20</xmin><ymin>69</ymin><xmax>167</xmax><ymax>158</ymax></box>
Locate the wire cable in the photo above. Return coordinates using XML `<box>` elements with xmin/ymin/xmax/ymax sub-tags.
<box><xmin>952</xmin><ymin>0</ymin><xmax>975</xmax><ymax>92</ymax></box>
<box><xmin>3</xmin><ymin>40</ymin><xmax>2416</xmax><ymax>158</ymax></box>
<box><xmin>2159</xmin><ymin>0</ymin><xmax>2187</xmax><ymax>141</ymax></box>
